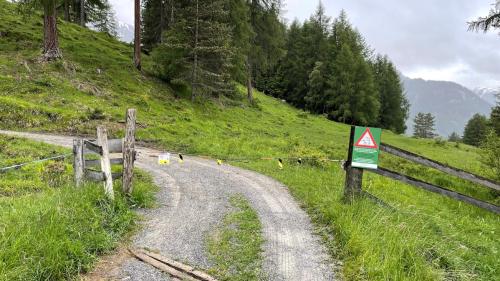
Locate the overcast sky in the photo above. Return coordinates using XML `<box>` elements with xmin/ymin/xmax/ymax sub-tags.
<box><xmin>110</xmin><ymin>0</ymin><xmax>500</xmax><ymax>89</ymax></box>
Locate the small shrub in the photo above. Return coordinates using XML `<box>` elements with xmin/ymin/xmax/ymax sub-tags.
<box><xmin>87</xmin><ymin>108</ymin><xmax>106</xmax><ymax>120</ymax></box>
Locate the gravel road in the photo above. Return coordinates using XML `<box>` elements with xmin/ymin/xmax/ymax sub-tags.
<box><xmin>0</xmin><ymin>130</ymin><xmax>336</xmax><ymax>281</ymax></box>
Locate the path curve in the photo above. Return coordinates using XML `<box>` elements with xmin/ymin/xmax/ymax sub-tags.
<box><xmin>0</xmin><ymin>130</ymin><xmax>336</xmax><ymax>281</ymax></box>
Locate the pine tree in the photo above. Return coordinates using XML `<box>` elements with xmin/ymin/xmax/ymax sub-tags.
<box><xmin>413</xmin><ymin>112</ymin><xmax>436</xmax><ymax>138</ymax></box>
<box><xmin>153</xmin><ymin>0</ymin><xmax>234</xmax><ymax>100</ymax></box>
<box><xmin>228</xmin><ymin>0</ymin><xmax>251</xmax><ymax>83</ymax></box>
<box><xmin>463</xmin><ymin>114</ymin><xmax>489</xmax><ymax>146</ymax></box>
<box><xmin>325</xmin><ymin>11</ymin><xmax>379</xmax><ymax>125</ymax></box>
<box><xmin>247</xmin><ymin>0</ymin><xmax>285</xmax><ymax>103</ymax></box>
<box><xmin>305</xmin><ymin>62</ymin><xmax>328</xmax><ymax>113</ymax></box>
<box><xmin>373</xmin><ymin>55</ymin><xmax>409</xmax><ymax>134</ymax></box>
<box><xmin>92</xmin><ymin>0</ymin><xmax>117</xmax><ymax>37</ymax></box>
<box><xmin>142</xmin><ymin>0</ymin><xmax>178</xmax><ymax>50</ymax></box>
<box><xmin>448</xmin><ymin>132</ymin><xmax>461</xmax><ymax>142</ymax></box>
<box><xmin>490</xmin><ymin>99</ymin><xmax>500</xmax><ymax>135</ymax></box>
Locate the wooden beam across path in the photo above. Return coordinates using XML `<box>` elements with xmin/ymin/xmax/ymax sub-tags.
<box><xmin>368</xmin><ymin>167</ymin><xmax>500</xmax><ymax>214</ymax></box>
<box><xmin>380</xmin><ymin>143</ymin><xmax>500</xmax><ymax>192</ymax></box>
<box><xmin>85</xmin><ymin>158</ymin><xmax>123</xmax><ymax>167</ymax></box>
<box><xmin>84</xmin><ymin>139</ymin><xmax>124</xmax><ymax>155</ymax></box>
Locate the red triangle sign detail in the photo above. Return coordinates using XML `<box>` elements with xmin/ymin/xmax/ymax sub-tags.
<box><xmin>354</xmin><ymin>128</ymin><xmax>378</xmax><ymax>149</ymax></box>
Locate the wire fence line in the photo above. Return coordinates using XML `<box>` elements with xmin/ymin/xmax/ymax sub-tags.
<box><xmin>0</xmin><ymin>153</ymin><xmax>72</xmax><ymax>174</ymax></box>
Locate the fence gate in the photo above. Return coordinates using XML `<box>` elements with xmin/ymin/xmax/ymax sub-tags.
<box><xmin>73</xmin><ymin>109</ymin><xmax>136</xmax><ymax>200</ymax></box>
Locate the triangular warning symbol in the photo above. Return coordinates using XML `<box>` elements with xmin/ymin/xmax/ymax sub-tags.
<box><xmin>354</xmin><ymin>128</ymin><xmax>378</xmax><ymax>149</ymax></box>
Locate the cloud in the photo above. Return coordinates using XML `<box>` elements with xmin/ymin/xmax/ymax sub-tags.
<box><xmin>109</xmin><ymin>0</ymin><xmax>134</xmax><ymax>25</ymax></box>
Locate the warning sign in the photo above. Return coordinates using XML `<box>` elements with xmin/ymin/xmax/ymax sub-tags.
<box><xmin>355</xmin><ymin>128</ymin><xmax>378</xmax><ymax>149</ymax></box>
<box><xmin>351</xmin><ymin>127</ymin><xmax>382</xmax><ymax>169</ymax></box>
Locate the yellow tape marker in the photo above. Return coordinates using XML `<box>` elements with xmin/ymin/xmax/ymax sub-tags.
<box><xmin>278</xmin><ymin>158</ymin><xmax>284</xmax><ymax>169</ymax></box>
<box><xmin>217</xmin><ymin>159</ymin><xmax>223</xmax><ymax>165</ymax></box>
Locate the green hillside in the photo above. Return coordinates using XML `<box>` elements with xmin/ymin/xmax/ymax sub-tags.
<box><xmin>0</xmin><ymin>1</ymin><xmax>498</xmax><ymax>280</ymax></box>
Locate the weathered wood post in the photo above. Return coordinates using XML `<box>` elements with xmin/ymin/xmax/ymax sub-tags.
<box><xmin>122</xmin><ymin>108</ymin><xmax>137</xmax><ymax>195</ymax></box>
<box><xmin>73</xmin><ymin>139</ymin><xmax>84</xmax><ymax>187</ymax></box>
<box><xmin>97</xmin><ymin>126</ymin><xmax>114</xmax><ymax>200</ymax></box>
<box><xmin>344</xmin><ymin>126</ymin><xmax>364</xmax><ymax>202</ymax></box>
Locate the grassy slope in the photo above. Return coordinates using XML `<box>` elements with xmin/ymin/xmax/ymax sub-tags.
<box><xmin>0</xmin><ymin>135</ymin><xmax>157</xmax><ymax>280</ymax></box>
<box><xmin>0</xmin><ymin>1</ymin><xmax>498</xmax><ymax>280</ymax></box>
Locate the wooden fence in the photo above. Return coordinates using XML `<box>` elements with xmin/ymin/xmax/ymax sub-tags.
<box><xmin>344</xmin><ymin>127</ymin><xmax>500</xmax><ymax>214</ymax></box>
<box><xmin>73</xmin><ymin>109</ymin><xmax>136</xmax><ymax>200</ymax></box>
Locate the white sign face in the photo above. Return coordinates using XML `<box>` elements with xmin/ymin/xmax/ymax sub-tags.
<box><xmin>158</xmin><ymin>153</ymin><xmax>171</xmax><ymax>165</ymax></box>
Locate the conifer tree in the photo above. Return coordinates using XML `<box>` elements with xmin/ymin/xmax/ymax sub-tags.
<box><xmin>490</xmin><ymin>98</ymin><xmax>500</xmax><ymax>135</ymax></box>
<box><xmin>448</xmin><ymin>132</ymin><xmax>461</xmax><ymax>142</ymax></box>
<box><xmin>142</xmin><ymin>0</ymin><xmax>177</xmax><ymax>50</ymax></box>
<box><xmin>413</xmin><ymin>112</ymin><xmax>436</xmax><ymax>138</ymax></box>
<box><xmin>325</xmin><ymin>11</ymin><xmax>379</xmax><ymax>125</ymax></box>
<box><xmin>463</xmin><ymin>114</ymin><xmax>489</xmax><ymax>146</ymax></box>
<box><xmin>152</xmin><ymin>0</ymin><xmax>234</xmax><ymax>100</ymax></box>
<box><xmin>305</xmin><ymin>62</ymin><xmax>328</xmax><ymax>113</ymax></box>
<box><xmin>373</xmin><ymin>55</ymin><xmax>409</xmax><ymax>133</ymax></box>
<box><xmin>247</xmin><ymin>0</ymin><xmax>285</xmax><ymax>103</ymax></box>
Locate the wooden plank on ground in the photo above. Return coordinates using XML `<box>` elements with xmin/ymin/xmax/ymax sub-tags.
<box><xmin>368</xmin><ymin>167</ymin><xmax>500</xmax><ymax>214</ymax></box>
<box><xmin>380</xmin><ymin>143</ymin><xmax>500</xmax><ymax>192</ymax></box>
<box><xmin>128</xmin><ymin>249</ymin><xmax>198</xmax><ymax>281</ymax></box>
<box><xmin>141</xmin><ymin>249</ymin><xmax>218</xmax><ymax>281</ymax></box>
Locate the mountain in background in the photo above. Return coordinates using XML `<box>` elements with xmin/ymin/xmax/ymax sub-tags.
<box><xmin>472</xmin><ymin>87</ymin><xmax>499</xmax><ymax>106</ymax></box>
<box><xmin>116</xmin><ymin>21</ymin><xmax>133</xmax><ymax>43</ymax></box>
<box><xmin>402</xmin><ymin>77</ymin><xmax>493</xmax><ymax>137</ymax></box>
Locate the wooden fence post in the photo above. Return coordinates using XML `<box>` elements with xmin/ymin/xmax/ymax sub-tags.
<box><xmin>73</xmin><ymin>139</ymin><xmax>84</xmax><ymax>188</ymax></box>
<box><xmin>97</xmin><ymin>126</ymin><xmax>114</xmax><ymax>200</ymax></box>
<box><xmin>123</xmin><ymin>108</ymin><xmax>136</xmax><ymax>195</ymax></box>
<box><xmin>344</xmin><ymin>126</ymin><xmax>363</xmax><ymax>202</ymax></box>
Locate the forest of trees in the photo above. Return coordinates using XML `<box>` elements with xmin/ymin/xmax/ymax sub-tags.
<box><xmin>17</xmin><ymin>0</ymin><xmax>410</xmax><ymax>133</ymax></box>
<box><xmin>143</xmin><ymin>1</ymin><xmax>409</xmax><ymax>133</ymax></box>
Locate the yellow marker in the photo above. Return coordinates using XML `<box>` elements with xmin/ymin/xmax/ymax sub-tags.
<box><xmin>178</xmin><ymin>154</ymin><xmax>184</xmax><ymax>164</ymax></box>
<box><xmin>158</xmin><ymin>153</ymin><xmax>171</xmax><ymax>165</ymax></box>
<box><xmin>278</xmin><ymin>158</ymin><xmax>284</xmax><ymax>169</ymax></box>
<box><xmin>217</xmin><ymin>159</ymin><xmax>223</xmax><ymax>165</ymax></box>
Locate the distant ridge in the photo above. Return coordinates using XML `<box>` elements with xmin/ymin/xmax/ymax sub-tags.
<box><xmin>402</xmin><ymin>77</ymin><xmax>493</xmax><ymax>137</ymax></box>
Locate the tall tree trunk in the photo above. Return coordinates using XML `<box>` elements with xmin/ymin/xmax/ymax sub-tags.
<box><xmin>170</xmin><ymin>0</ymin><xmax>174</xmax><ymax>24</ymax></box>
<box><xmin>80</xmin><ymin>0</ymin><xmax>85</xmax><ymax>26</ymax></box>
<box><xmin>64</xmin><ymin>0</ymin><xmax>70</xmax><ymax>21</ymax></box>
<box><xmin>247</xmin><ymin>58</ymin><xmax>253</xmax><ymax>103</ymax></box>
<box><xmin>191</xmin><ymin>0</ymin><xmax>199</xmax><ymax>102</ymax></box>
<box><xmin>134</xmin><ymin>0</ymin><xmax>141</xmax><ymax>70</ymax></box>
<box><xmin>159</xmin><ymin>0</ymin><xmax>164</xmax><ymax>43</ymax></box>
<box><xmin>43</xmin><ymin>1</ymin><xmax>62</xmax><ymax>60</ymax></box>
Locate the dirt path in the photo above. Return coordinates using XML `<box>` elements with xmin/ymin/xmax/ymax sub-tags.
<box><xmin>0</xmin><ymin>130</ymin><xmax>336</xmax><ymax>281</ymax></box>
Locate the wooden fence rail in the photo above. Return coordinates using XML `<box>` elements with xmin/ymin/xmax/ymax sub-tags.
<box><xmin>368</xmin><ymin>167</ymin><xmax>500</xmax><ymax>214</ymax></box>
<box><xmin>380</xmin><ymin>143</ymin><xmax>500</xmax><ymax>192</ymax></box>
